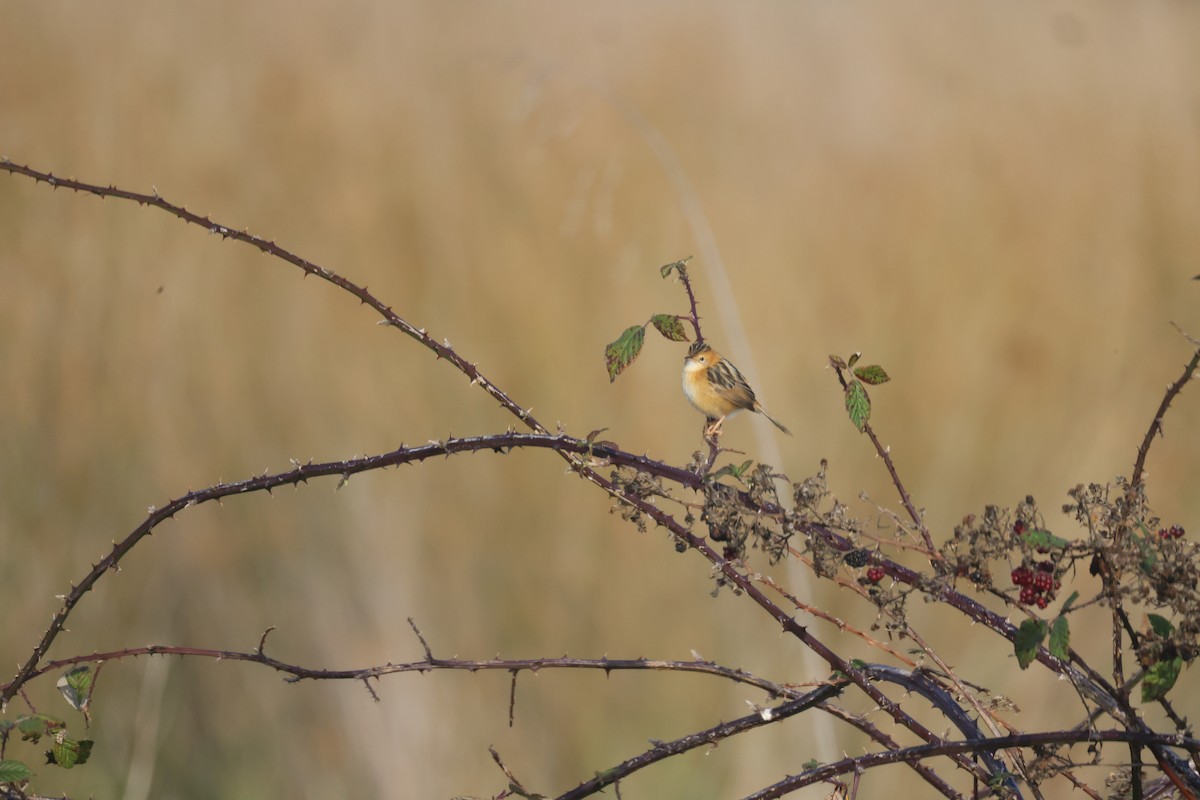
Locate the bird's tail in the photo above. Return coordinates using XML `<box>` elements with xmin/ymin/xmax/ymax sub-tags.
<box><xmin>758</xmin><ymin>407</ymin><xmax>792</xmax><ymax>436</ymax></box>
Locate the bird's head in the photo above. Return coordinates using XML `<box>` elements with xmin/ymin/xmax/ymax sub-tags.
<box><xmin>683</xmin><ymin>342</ymin><xmax>716</xmax><ymax>373</ymax></box>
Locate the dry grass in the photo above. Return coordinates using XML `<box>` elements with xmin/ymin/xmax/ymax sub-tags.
<box><xmin>2</xmin><ymin>2</ymin><xmax>1199</xmax><ymax>797</ymax></box>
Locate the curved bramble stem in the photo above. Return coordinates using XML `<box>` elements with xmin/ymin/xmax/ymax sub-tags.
<box><xmin>743</xmin><ymin>729</ymin><xmax>1199</xmax><ymax>800</ymax></box>
<box><xmin>557</xmin><ymin>682</ymin><xmax>845</xmax><ymax>800</ymax></box>
<box><xmin>673</xmin><ymin>258</ymin><xmax>704</xmax><ymax>342</ymax></box>
<box><xmin>14</xmin><ymin>643</ymin><xmax>797</xmax><ymax>700</ymax></box>
<box><xmin>0</xmin><ymin>433</ymin><xmax>698</xmax><ymax>704</ymax></box>
<box><xmin>827</xmin><ymin>359</ymin><xmax>937</xmax><ymax>555</ymax></box>
<box><xmin>0</xmin><ymin>159</ymin><xmax>630</xmax><ymax>514</ymax></box>
<box><xmin>1131</xmin><ymin>342</ymin><xmax>1200</xmax><ymax>490</ymax></box>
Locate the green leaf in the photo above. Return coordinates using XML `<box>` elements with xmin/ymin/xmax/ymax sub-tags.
<box><xmin>844</xmin><ymin>380</ymin><xmax>871</xmax><ymax>431</ymax></box>
<box><xmin>847</xmin><ymin>352</ymin><xmax>861</xmax><ymax>368</ymax></box>
<box><xmin>650</xmin><ymin>314</ymin><xmax>689</xmax><ymax>342</ymax></box>
<box><xmin>853</xmin><ymin>364</ymin><xmax>890</xmax><ymax>385</ymax></box>
<box><xmin>17</xmin><ymin>714</ymin><xmax>63</xmax><ymax>744</ymax></box>
<box><xmin>1014</xmin><ymin>618</ymin><xmax>1047</xmax><ymax>670</ymax></box>
<box><xmin>1023</xmin><ymin>529</ymin><xmax>1069</xmax><ymax>550</ymax></box>
<box><xmin>0</xmin><ymin>759</ymin><xmax>33</xmax><ymax>783</ymax></box>
<box><xmin>708</xmin><ymin>459</ymin><xmax>755</xmax><ymax>483</ymax></box>
<box><xmin>1139</xmin><ymin>543</ymin><xmax>1158</xmax><ymax>573</ymax></box>
<box><xmin>56</xmin><ymin>666</ymin><xmax>92</xmax><ymax>712</ymax></box>
<box><xmin>1059</xmin><ymin>591</ymin><xmax>1079</xmax><ymax>613</ymax></box>
<box><xmin>659</xmin><ymin>256</ymin><xmax>692</xmax><ymax>278</ymax></box>
<box><xmin>987</xmin><ymin>771</ymin><xmax>1020</xmax><ymax>791</ymax></box>
<box><xmin>801</xmin><ymin>758</ymin><xmax>821</xmax><ymax>771</ymax></box>
<box><xmin>1147</xmin><ymin>613</ymin><xmax>1174</xmax><ymax>637</ymax></box>
<box><xmin>828</xmin><ymin>355</ymin><xmax>847</xmax><ymax>370</ymax></box>
<box><xmin>1048</xmin><ymin>616</ymin><xmax>1070</xmax><ymax>660</ymax></box>
<box><xmin>604</xmin><ymin>325</ymin><xmax>645</xmax><ymax>382</ymax></box>
<box><xmin>1142</xmin><ymin>656</ymin><xmax>1182</xmax><ymax>702</ymax></box>
<box><xmin>45</xmin><ymin>737</ymin><xmax>93</xmax><ymax>769</ymax></box>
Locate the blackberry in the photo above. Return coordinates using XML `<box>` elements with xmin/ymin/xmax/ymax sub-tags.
<box><xmin>843</xmin><ymin>548</ymin><xmax>871</xmax><ymax>568</ymax></box>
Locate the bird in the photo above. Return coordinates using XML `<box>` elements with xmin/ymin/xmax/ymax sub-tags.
<box><xmin>681</xmin><ymin>341</ymin><xmax>791</xmax><ymax>438</ymax></box>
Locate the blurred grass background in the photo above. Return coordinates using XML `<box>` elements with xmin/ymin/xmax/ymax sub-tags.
<box><xmin>2</xmin><ymin>1</ymin><xmax>1200</xmax><ymax>797</ymax></box>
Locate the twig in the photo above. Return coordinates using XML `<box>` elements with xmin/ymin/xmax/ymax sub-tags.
<box><xmin>255</xmin><ymin>626</ymin><xmax>276</xmax><ymax>656</ymax></box>
<box><xmin>508</xmin><ymin>671</ymin><xmax>518</xmax><ymax>728</ymax></box>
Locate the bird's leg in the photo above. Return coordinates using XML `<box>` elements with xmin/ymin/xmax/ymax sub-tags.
<box><xmin>704</xmin><ymin>416</ymin><xmax>726</xmax><ymax>443</ymax></box>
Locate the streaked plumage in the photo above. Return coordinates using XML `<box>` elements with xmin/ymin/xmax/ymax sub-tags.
<box><xmin>682</xmin><ymin>342</ymin><xmax>790</xmax><ymax>437</ymax></box>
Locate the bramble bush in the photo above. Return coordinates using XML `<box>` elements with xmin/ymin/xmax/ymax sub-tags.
<box><xmin>2</xmin><ymin>159</ymin><xmax>1199</xmax><ymax>799</ymax></box>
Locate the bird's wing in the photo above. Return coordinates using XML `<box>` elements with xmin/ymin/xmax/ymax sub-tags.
<box><xmin>709</xmin><ymin>360</ymin><xmax>757</xmax><ymax>410</ymax></box>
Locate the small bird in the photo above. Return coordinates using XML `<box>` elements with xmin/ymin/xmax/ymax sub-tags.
<box><xmin>682</xmin><ymin>341</ymin><xmax>791</xmax><ymax>438</ymax></box>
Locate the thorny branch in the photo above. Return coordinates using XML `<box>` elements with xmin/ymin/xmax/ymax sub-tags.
<box><xmin>9</xmin><ymin>640</ymin><xmax>806</xmax><ymax>703</ymax></box>
<box><xmin>743</xmin><ymin>729</ymin><xmax>1200</xmax><ymax>800</ymax></box>
<box><xmin>557</xmin><ymin>682</ymin><xmax>845</xmax><ymax>800</ymax></box>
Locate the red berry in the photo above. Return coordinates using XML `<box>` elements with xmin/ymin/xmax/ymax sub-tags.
<box><xmin>1019</xmin><ymin>587</ymin><xmax>1035</xmax><ymax>604</ymax></box>
<box><xmin>1012</xmin><ymin>566</ymin><xmax>1035</xmax><ymax>587</ymax></box>
<box><xmin>1035</xmin><ymin>595</ymin><xmax>1049</xmax><ymax>609</ymax></box>
<box><xmin>866</xmin><ymin>567</ymin><xmax>884</xmax><ymax>584</ymax></box>
<box><xmin>1013</xmin><ymin>520</ymin><xmax>1026</xmax><ymax>535</ymax></box>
